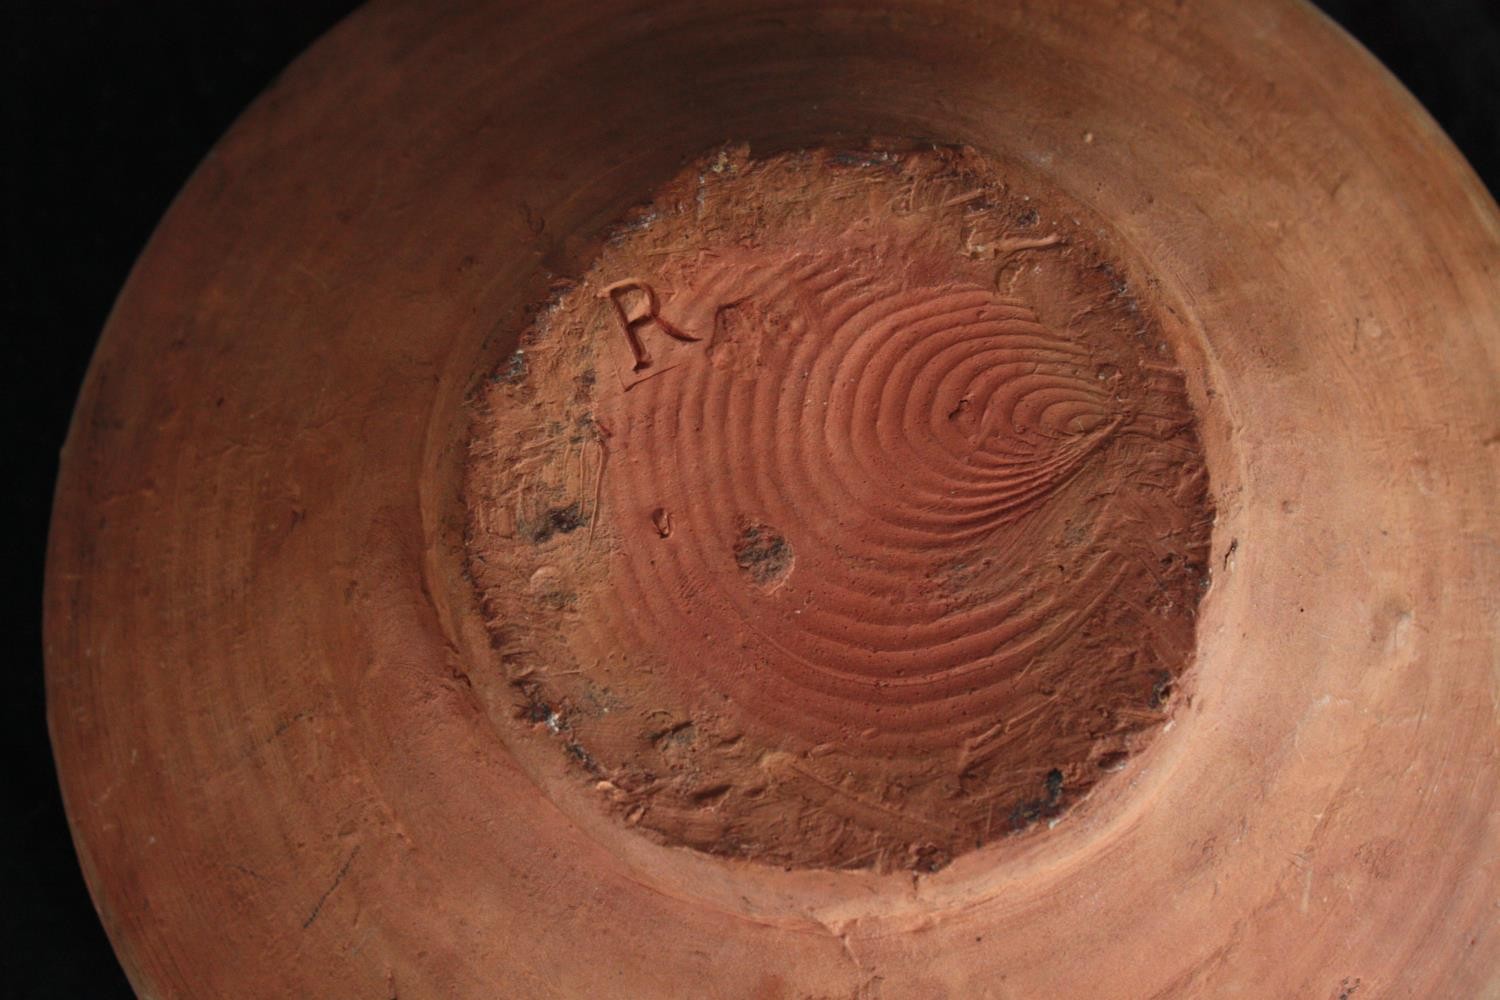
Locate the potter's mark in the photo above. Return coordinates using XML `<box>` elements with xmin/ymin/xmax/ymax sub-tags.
<box><xmin>602</xmin><ymin>279</ymin><xmax>699</xmax><ymax>371</ymax></box>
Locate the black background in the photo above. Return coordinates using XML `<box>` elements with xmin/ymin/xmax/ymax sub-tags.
<box><xmin>3</xmin><ymin>2</ymin><xmax>1496</xmax><ymax>996</ymax></box>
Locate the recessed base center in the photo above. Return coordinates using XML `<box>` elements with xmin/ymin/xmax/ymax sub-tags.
<box><xmin>463</xmin><ymin>144</ymin><xmax>1212</xmax><ymax>873</ymax></box>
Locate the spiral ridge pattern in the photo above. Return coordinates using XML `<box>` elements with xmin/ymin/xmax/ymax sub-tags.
<box><xmin>465</xmin><ymin>146</ymin><xmax>1212</xmax><ymax>871</ymax></box>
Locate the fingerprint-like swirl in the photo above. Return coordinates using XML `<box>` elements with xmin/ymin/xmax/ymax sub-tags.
<box><xmin>465</xmin><ymin>146</ymin><xmax>1211</xmax><ymax>872</ymax></box>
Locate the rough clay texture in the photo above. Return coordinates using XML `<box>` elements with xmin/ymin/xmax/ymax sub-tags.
<box><xmin>465</xmin><ymin>146</ymin><xmax>1212</xmax><ymax>872</ymax></box>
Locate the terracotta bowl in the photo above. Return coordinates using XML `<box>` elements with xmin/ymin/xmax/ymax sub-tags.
<box><xmin>46</xmin><ymin>0</ymin><xmax>1499</xmax><ymax>995</ymax></box>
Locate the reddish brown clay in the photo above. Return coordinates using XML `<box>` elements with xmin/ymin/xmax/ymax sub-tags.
<box><xmin>465</xmin><ymin>145</ymin><xmax>1212</xmax><ymax>872</ymax></box>
<box><xmin>45</xmin><ymin>0</ymin><xmax>1500</xmax><ymax>997</ymax></box>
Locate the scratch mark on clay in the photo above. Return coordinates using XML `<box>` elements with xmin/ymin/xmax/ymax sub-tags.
<box><xmin>623</xmin><ymin>363</ymin><xmax>683</xmax><ymax>392</ymax></box>
<box><xmin>588</xmin><ymin>425</ymin><xmax>612</xmax><ymax>545</ymax></box>
<box><xmin>302</xmin><ymin>846</ymin><xmax>360</xmax><ymax>929</ymax></box>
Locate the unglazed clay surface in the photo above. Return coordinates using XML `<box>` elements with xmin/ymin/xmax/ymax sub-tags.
<box><xmin>43</xmin><ymin>0</ymin><xmax>1500</xmax><ymax>997</ymax></box>
<box><xmin>465</xmin><ymin>146</ymin><xmax>1211</xmax><ymax>871</ymax></box>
